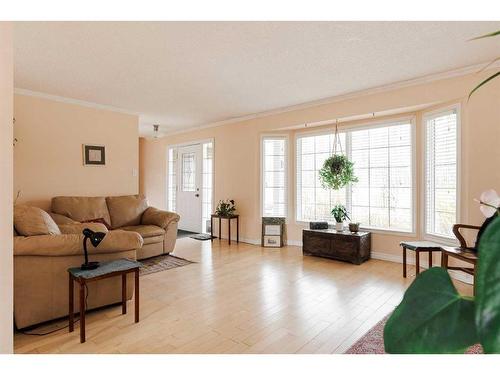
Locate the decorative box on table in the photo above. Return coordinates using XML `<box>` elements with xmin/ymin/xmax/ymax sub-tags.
<box><xmin>262</xmin><ymin>217</ymin><xmax>285</xmax><ymax>247</ymax></box>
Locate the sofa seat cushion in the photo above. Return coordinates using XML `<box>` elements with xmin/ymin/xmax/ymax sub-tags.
<box><xmin>14</xmin><ymin>205</ymin><xmax>61</xmax><ymax>236</ymax></box>
<box><xmin>106</xmin><ymin>195</ymin><xmax>148</xmax><ymax>229</ymax></box>
<box><xmin>120</xmin><ymin>225</ymin><xmax>165</xmax><ymax>239</ymax></box>
<box><xmin>52</xmin><ymin>196</ymin><xmax>111</xmax><ymax>228</ymax></box>
<box><xmin>142</xmin><ymin>235</ymin><xmax>164</xmax><ymax>245</ymax></box>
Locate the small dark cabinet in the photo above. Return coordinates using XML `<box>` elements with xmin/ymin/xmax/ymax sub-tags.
<box><xmin>302</xmin><ymin>229</ymin><xmax>371</xmax><ymax>265</ymax></box>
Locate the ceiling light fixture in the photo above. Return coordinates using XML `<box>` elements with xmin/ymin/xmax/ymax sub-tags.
<box><xmin>153</xmin><ymin>124</ymin><xmax>159</xmax><ymax>138</ymax></box>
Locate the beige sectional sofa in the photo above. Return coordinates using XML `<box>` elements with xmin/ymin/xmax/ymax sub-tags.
<box><xmin>51</xmin><ymin>195</ymin><xmax>180</xmax><ymax>260</ymax></box>
<box><xmin>13</xmin><ymin>195</ymin><xmax>179</xmax><ymax>329</ymax></box>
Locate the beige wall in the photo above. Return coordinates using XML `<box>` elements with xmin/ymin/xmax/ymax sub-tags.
<box><xmin>0</xmin><ymin>22</ymin><xmax>13</xmax><ymax>354</ymax></box>
<box><xmin>14</xmin><ymin>94</ymin><xmax>140</xmax><ymax>210</ymax></box>
<box><xmin>140</xmin><ymin>70</ymin><xmax>500</xmax><ymax>258</ymax></box>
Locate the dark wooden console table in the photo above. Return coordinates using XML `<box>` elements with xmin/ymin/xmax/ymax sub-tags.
<box><xmin>211</xmin><ymin>214</ymin><xmax>239</xmax><ymax>245</ymax></box>
<box><xmin>302</xmin><ymin>229</ymin><xmax>371</xmax><ymax>264</ymax></box>
<box><xmin>68</xmin><ymin>258</ymin><xmax>142</xmax><ymax>343</ymax></box>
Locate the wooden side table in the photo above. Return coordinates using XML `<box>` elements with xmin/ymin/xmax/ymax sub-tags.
<box><xmin>400</xmin><ymin>241</ymin><xmax>442</xmax><ymax>277</ymax></box>
<box><xmin>210</xmin><ymin>214</ymin><xmax>239</xmax><ymax>245</ymax></box>
<box><xmin>68</xmin><ymin>258</ymin><xmax>142</xmax><ymax>343</ymax></box>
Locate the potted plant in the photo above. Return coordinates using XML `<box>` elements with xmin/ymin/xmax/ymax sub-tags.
<box><xmin>348</xmin><ymin>222</ymin><xmax>360</xmax><ymax>233</ymax></box>
<box><xmin>331</xmin><ymin>204</ymin><xmax>350</xmax><ymax>232</ymax></box>
<box><xmin>383</xmin><ymin>189</ymin><xmax>500</xmax><ymax>353</ymax></box>
<box><xmin>319</xmin><ymin>154</ymin><xmax>358</xmax><ymax>190</ymax></box>
<box><xmin>215</xmin><ymin>199</ymin><xmax>236</xmax><ymax>217</ymax></box>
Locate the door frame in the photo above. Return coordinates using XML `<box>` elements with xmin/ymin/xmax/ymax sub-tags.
<box><xmin>166</xmin><ymin>138</ymin><xmax>215</xmax><ymax>232</ymax></box>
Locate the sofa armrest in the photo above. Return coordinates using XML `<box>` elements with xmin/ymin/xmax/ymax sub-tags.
<box><xmin>48</xmin><ymin>212</ymin><xmax>79</xmax><ymax>225</ymax></box>
<box><xmin>14</xmin><ymin>231</ymin><xmax>143</xmax><ymax>257</ymax></box>
<box><xmin>141</xmin><ymin>207</ymin><xmax>180</xmax><ymax>229</ymax></box>
<box><xmin>58</xmin><ymin>222</ymin><xmax>108</xmax><ymax>234</ymax></box>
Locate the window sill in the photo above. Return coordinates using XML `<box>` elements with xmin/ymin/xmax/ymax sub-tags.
<box><xmin>423</xmin><ymin>233</ymin><xmax>458</xmax><ymax>247</ymax></box>
<box><xmin>295</xmin><ymin>220</ymin><xmax>416</xmax><ymax>237</ymax></box>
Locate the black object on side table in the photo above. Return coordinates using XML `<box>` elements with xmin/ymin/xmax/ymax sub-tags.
<box><xmin>302</xmin><ymin>229</ymin><xmax>371</xmax><ymax>265</ymax></box>
<box><xmin>68</xmin><ymin>258</ymin><xmax>142</xmax><ymax>343</ymax></box>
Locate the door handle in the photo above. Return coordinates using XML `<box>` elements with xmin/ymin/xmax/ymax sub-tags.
<box><xmin>195</xmin><ymin>193</ymin><xmax>200</xmax><ymax>197</ymax></box>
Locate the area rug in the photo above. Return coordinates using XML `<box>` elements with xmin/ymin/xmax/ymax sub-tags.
<box><xmin>345</xmin><ymin>315</ymin><xmax>483</xmax><ymax>354</ymax></box>
<box><xmin>177</xmin><ymin>229</ymin><xmax>197</xmax><ymax>239</ymax></box>
<box><xmin>139</xmin><ymin>254</ymin><xmax>195</xmax><ymax>276</ymax></box>
<box><xmin>190</xmin><ymin>233</ymin><xmax>215</xmax><ymax>241</ymax></box>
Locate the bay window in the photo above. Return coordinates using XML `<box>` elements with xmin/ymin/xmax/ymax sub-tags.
<box><xmin>295</xmin><ymin>119</ymin><xmax>414</xmax><ymax>233</ymax></box>
<box><xmin>424</xmin><ymin>106</ymin><xmax>459</xmax><ymax>239</ymax></box>
<box><xmin>262</xmin><ymin>136</ymin><xmax>288</xmax><ymax>217</ymax></box>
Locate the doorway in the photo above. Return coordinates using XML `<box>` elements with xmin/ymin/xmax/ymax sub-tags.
<box><xmin>167</xmin><ymin>140</ymin><xmax>214</xmax><ymax>234</ymax></box>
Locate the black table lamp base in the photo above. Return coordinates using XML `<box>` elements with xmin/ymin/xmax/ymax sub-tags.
<box><xmin>81</xmin><ymin>261</ymin><xmax>100</xmax><ymax>270</ymax></box>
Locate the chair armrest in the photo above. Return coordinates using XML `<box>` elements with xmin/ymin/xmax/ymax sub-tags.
<box><xmin>141</xmin><ymin>207</ymin><xmax>180</xmax><ymax>229</ymax></box>
<box><xmin>453</xmin><ymin>224</ymin><xmax>481</xmax><ymax>249</ymax></box>
<box><xmin>59</xmin><ymin>222</ymin><xmax>108</xmax><ymax>234</ymax></box>
<box><xmin>14</xmin><ymin>231</ymin><xmax>143</xmax><ymax>257</ymax></box>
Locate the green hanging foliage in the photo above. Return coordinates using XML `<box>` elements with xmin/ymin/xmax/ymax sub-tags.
<box><xmin>318</xmin><ymin>154</ymin><xmax>358</xmax><ymax>190</ymax></box>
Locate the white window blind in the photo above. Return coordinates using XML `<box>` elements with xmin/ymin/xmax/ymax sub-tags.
<box><xmin>350</xmin><ymin>123</ymin><xmax>412</xmax><ymax>231</ymax></box>
<box><xmin>167</xmin><ymin>147</ymin><xmax>177</xmax><ymax>212</ymax></box>
<box><xmin>295</xmin><ymin>121</ymin><xmax>413</xmax><ymax>232</ymax></box>
<box><xmin>296</xmin><ymin>132</ymin><xmax>346</xmax><ymax>222</ymax></box>
<box><xmin>262</xmin><ymin>137</ymin><xmax>287</xmax><ymax>217</ymax></box>
<box><xmin>425</xmin><ymin>108</ymin><xmax>458</xmax><ymax>238</ymax></box>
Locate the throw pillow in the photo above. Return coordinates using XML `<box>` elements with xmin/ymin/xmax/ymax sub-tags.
<box><xmin>14</xmin><ymin>205</ymin><xmax>61</xmax><ymax>236</ymax></box>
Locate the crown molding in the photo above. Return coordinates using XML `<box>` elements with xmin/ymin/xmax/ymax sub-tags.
<box><xmin>15</xmin><ymin>60</ymin><xmax>500</xmax><ymax>138</ymax></box>
<box><xmin>14</xmin><ymin>88</ymin><xmax>139</xmax><ymax>116</ymax></box>
<box><xmin>160</xmin><ymin>61</ymin><xmax>500</xmax><ymax>137</ymax></box>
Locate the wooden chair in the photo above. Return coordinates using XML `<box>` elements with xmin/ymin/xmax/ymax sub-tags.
<box><xmin>441</xmin><ymin>224</ymin><xmax>479</xmax><ymax>294</ymax></box>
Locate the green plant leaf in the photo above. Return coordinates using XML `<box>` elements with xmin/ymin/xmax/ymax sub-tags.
<box><xmin>469</xmin><ymin>30</ymin><xmax>500</xmax><ymax>41</ymax></box>
<box><xmin>475</xmin><ymin>215</ymin><xmax>500</xmax><ymax>353</ymax></box>
<box><xmin>384</xmin><ymin>267</ymin><xmax>478</xmax><ymax>353</ymax></box>
<box><xmin>468</xmin><ymin>71</ymin><xmax>500</xmax><ymax>100</ymax></box>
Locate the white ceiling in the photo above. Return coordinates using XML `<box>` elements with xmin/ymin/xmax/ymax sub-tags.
<box><xmin>14</xmin><ymin>21</ymin><xmax>500</xmax><ymax>136</ymax></box>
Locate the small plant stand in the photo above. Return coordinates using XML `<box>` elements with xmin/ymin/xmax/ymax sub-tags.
<box><xmin>210</xmin><ymin>214</ymin><xmax>239</xmax><ymax>245</ymax></box>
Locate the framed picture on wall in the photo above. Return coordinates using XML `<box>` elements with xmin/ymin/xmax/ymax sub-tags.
<box><xmin>83</xmin><ymin>144</ymin><xmax>106</xmax><ymax>166</ymax></box>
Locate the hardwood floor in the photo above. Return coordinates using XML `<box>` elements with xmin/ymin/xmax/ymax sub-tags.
<box><xmin>14</xmin><ymin>238</ymin><xmax>472</xmax><ymax>354</ymax></box>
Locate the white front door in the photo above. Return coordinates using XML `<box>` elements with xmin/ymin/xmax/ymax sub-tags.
<box><xmin>176</xmin><ymin>144</ymin><xmax>203</xmax><ymax>233</ymax></box>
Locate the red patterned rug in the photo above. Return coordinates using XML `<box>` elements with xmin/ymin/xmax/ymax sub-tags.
<box><xmin>345</xmin><ymin>315</ymin><xmax>483</xmax><ymax>354</ymax></box>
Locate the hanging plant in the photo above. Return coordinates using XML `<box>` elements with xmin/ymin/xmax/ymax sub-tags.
<box><xmin>319</xmin><ymin>154</ymin><xmax>358</xmax><ymax>190</ymax></box>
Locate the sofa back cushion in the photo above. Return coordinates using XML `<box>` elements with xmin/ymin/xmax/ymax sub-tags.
<box><xmin>106</xmin><ymin>194</ymin><xmax>148</xmax><ymax>229</ymax></box>
<box><xmin>14</xmin><ymin>205</ymin><xmax>61</xmax><ymax>236</ymax></box>
<box><xmin>51</xmin><ymin>196</ymin><xmax>111</xmax><ymax>227</ymax></box>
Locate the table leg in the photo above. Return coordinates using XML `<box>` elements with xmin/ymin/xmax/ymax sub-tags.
<box><xmin>429</xmin><ymin>250</ymin><xmax>433</xmax><ymax>268</ymax></box>
<box><xmin>210</xmin><ymin>217</ymin><xmax>214</xmax><ymax>241</ymax></box>
<box><xmin>219</xmin><ymin>217</ymin><xmax>222</xmax><ymax>240</ymax></box>
<box><xmin>69</xmin><ymin>274</ymin><xmax>74</xmax><ymax>332</ymax></box>
<box><xmin>441</xmin><ymin>252</ymin><xmax>448</xmax><ymax>268</ymax></box>
<box><xmin>79</xmin><ymin>281</ymin><xmax>86</xmax><ymax>343</ymax></box>
<box><xmin>415</xmin><ymin>250</ymin><xmax>420</xmax><ymax>275</ymax></box>
<box><xmin>135</xmin><ymin>269</ymin><xmax>140</xmax><ymax>323</ymax></box>
<box><xmin>122</xmin><ymin>273</ymin><xmax>127</xmax><ymax>315</ymax></box>
<box><xmin>402</xmin><ymin>246</ymin><xmax>407</xmax><ymax>278</ymax></box>
<box><xmin>237</xmin><ymin>216</ymin><xmax>239</xmax><ymax>243</ymax></box>
<box><xmin>228</xmin><ymin>218</ymin><xmax>231</xmax><ymax>245</ymax></box>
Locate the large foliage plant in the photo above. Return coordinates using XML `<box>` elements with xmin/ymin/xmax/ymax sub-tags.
<box><xmin>384</xmin><ymin>190</ymin><xmax>500</xmax><ymax>353</ymax></box>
